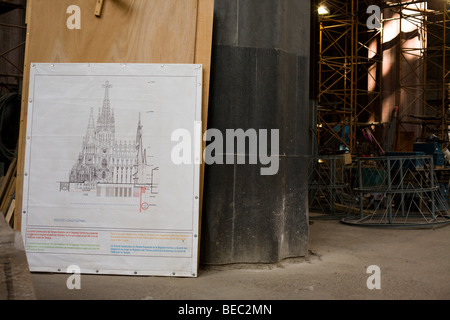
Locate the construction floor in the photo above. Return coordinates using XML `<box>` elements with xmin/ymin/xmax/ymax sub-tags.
<box><xmin>28</xmin><ymin>216</ymin><xmax>450</xmax><ymax>300</ymax></box>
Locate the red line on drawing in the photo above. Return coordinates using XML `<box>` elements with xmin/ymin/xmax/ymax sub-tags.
<box><xmin>140</xmin><ymin>187</ymin><xmax>146</xmax><ymax>213</ymax></box>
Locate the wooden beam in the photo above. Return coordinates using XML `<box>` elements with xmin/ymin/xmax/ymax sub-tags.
<box><xmin>0</xmin><ymin>158</ymin><xmax>16</xmax><ymax>202</ymax></box>
<box><xmin>5</xmin><ymin>199</ymin><xmax>15</xmax><ymax>225</ymax></box>
<box><xmin>1</xmin><ymin>176</ymin><xmax>15</xmax><ymax>215</ymax></box>
<box><xmin>194</xmin><ymin>0</ymin><xmax>214</xmax><ymax>272</ymax></box>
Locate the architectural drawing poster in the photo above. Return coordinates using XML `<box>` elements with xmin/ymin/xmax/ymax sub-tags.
<box><xmin>22</xmin><ymin>63</ymin><xmax>202</xmax><ymax>277</ymax></box>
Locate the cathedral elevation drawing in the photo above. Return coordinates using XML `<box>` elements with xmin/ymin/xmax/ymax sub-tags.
<box><xmin>60</xmin><ymin>81</ymin><xmax>157</xmax><ymax>198</ymax></box>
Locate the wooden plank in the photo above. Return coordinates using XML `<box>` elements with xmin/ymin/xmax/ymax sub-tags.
<box><xmin>195</xmin><ymin>0</ymin><xmax>214</xmax><ymax>133</ymax></box>
<box><xmin>15</xmin><ymin>0</ymin><xmax>214</xmax><ymax>231</ymax></box>
<box><xmin>14</xmin><ymin>0</ymin><xmax>31</xmax><ymax>230</ymax></box>
<box><xmin>94</xmin><ymin>0</ymin><xmax>105</xmax><ymax>17</ymax></box>
<box><xmin>1</xmin><ymin>176</ymin><xmax>15</xmax><ymax>215</ymax></box>
<box><xmin>0</xmin><ymin>158</ymin><xmax>16</xmax><ymax>202</ymax></box>
<box><xmin>1</xmin><ymin>165</ymin><xmax>16</xmax><ymax>214</ymax></box>
<box><xmin>194</xmin><ymin>0</ymin><xmax>214</xmax><ymax>269</ymax></box>
<box><xmin>5</xmin><ymin>199</ymin><xmax>15</xmax><ymax>225</ymax></box>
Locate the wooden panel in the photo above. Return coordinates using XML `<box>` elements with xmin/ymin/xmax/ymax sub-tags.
<box><xmin>194</xmin><ymin>0</ymin><xmax>214</xmax><ymax>263</ymax></box>
<box><xmin>15</xmin><ymin>0</ymin><xmax>214</xmax><ymax>230</ymax></box>
<box><xmin>195</xmin><ymin>0</ymin><xmax>214</xmax><ymax>134</ymax></box>
<box><xmin>24</xmin><ymin>0</ymin><xmax>198</xmax><ymax>63</ymax></box>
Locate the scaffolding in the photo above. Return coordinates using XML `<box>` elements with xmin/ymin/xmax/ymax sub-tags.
<box><xmin>389</xmin><ymin>0</ymin><xmax>450</xmax><ymax>147</ymax></box>
<box><xmin>317</xmin><ymin>0</ymin><xmax>383</xmax><ymax>154</ymax></box>
<box><xmin>342</xmin><ymin>155</ymin><xmax>450</xmax><ymax>228</ymax></box>
<box><xmin>317</xmin><ymin>0</ymin><xmax>450</xmax><ymax>154</ymax></box>
<box><xmin>308</xmin><ymin>154</ymin><xmax>356</xmax><ymax>218</ymax></box>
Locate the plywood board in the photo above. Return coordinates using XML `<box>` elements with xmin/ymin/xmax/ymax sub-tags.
<box><xmin>16</xmin><ymin>0</ymin><xmax>214</xmax><ymax>231</ymax></box>
<box><xmin>24</xmin><ymin>0</ymin><xmax>198</xmax><ymax>63</ymax></box>
<box><xmin>193</xmin><ymin>0</ymin><xmax>214</xmax><ymax>257</ymax></box>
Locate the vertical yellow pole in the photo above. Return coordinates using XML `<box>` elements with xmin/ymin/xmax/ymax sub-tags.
<box><xmin>350</xmin><ymin>0</ymin><xmax>357</xmax><ymax>153</ymax></box>
<box><xmin>442</xmin><ymin>3</ymin><xmax>447</xmax><ymax>142</ymax></box>
<box><xmin>318</xmin><ymin>18</ymin><xmax>323</xmax><ymax>147</ymax></box>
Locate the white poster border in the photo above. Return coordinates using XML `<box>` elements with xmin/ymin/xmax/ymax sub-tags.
<box><xmin>22</xmin><ymin>63</ymin><xmax>202</xmax><ymax>277</ymax></box>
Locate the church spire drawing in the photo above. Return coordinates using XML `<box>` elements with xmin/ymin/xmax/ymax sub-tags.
<box><xmin>96</xmin><ymin>81</ymin><xmax>115</xmax><ymax>148</ymax></box>
<box><xmin>84</xmin><ymin>107</ymin><xmax>96</xmax><ymax>146</ymax></box>
<box><xmin>63</xmin><ymin>81</ymin><xmax>154</xmax><ymax>197</ymax></box>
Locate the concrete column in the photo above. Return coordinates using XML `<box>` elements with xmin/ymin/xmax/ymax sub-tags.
<box><xmin>201</xmin><ymin>0</ymin><xmax>311</xmax><ymax>264</ymax></box>
<box><xmin>382</xmin><ymin>4</ymin><xmax>425</xmax><ymax>151</ymax></box>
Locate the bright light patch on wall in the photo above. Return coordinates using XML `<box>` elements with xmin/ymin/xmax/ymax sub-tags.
<box><xmin>318</xmin><ymin>5</ymin><xmax>330</xmax><ymax>15</ymax></box>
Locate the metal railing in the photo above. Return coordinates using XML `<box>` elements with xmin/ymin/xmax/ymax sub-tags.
<box><xmin>342</xmin><ymin>155</ymin><xmax>450</xmax><ymax>228</ymax></box>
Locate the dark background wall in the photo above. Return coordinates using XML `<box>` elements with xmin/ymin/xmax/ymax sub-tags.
<box><xmin>201</xmin><ymin>0</ymin><xmax>311</xmax><ymax>264</ymax></box>
<box><xmin>0</xmin><ymin>0</ymin><xmax>26</xmax><ymax>175</ymax></box>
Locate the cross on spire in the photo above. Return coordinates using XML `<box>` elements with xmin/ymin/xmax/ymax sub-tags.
<box><xmin>102</xmin><ymin>81</ymin><xmax>113</xmax><ymax>103</ymax></box>
<box><xmin>102</xmin><ymin>81</ymin><xmax>113</xmax><ymax>89</ymax></box>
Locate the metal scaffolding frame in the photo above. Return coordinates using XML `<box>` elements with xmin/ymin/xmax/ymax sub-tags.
<box><xmin>342</xmin><ymin>155</ymin><xmax>450</xmax><ymax>228</ymax></box>
<box><xmin>317</xmin><ymin>0</ymin><xmax>383</xmax><ymax>154</ymax></box>
<box><xmin>388</xmin><ymin>0</ymin><xmax>450</xmax><ymax>146</ymax></box>
<box><xmin>317</xmin><ymin>0</ymin><xmax>450</xmax><ymax>154</ymax></box>
<box><xmin>308</xmin><ymin>154</ymin><xmax>357</xmax><ymax>218</ymax></box>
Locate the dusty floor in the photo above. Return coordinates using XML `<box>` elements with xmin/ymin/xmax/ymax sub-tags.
<box><xmin>30</xmin><ymin>218</ymin><xmax>450</xmax><ymax>300</ymax></box>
